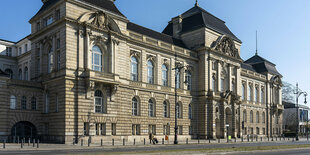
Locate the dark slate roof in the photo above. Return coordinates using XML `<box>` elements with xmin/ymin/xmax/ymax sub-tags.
<box><xmin>33</xmin><ymin>0</ymin><xmax>125</xmax><ymax>20</ymax></box>
<box><xmin>162</xmin><ymin>5</ymin><xmax>241</xmax><ymax>43</ymax></box>
<box><xmin>127</xmin><ymin>22</ymin><xmax>187</xmax><ymax>49</ymax></box>
<box><xmin>241</xmin><ymin>63</ymin><xmax>256</xmax><ymax>72</ymax></box>
<box><xmin>243</xmin><ymin>55</ymin><xmax>281</xmax><ymax>76</ymax></box>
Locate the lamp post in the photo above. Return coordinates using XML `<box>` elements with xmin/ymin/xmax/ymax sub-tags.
<box><xmin>294</xmin><ymin>83</ymin><xmax>307</xmax><ymax>141</ymax></box>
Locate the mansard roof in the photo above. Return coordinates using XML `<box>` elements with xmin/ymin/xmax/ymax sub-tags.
<box><xmin>162</xmin><ymin>4</ymin><xmax>241</xmax><ymax>43</ymax></box>
<box><xmin>127</xmin><ymin>22</ymin><xmax>187</xmax><ymax>49</ymax></box>
<box><xmin>33</xmin><ymin>0</ymin><xmax>125</xmax><ymax>20</ymax></box>
<box><xmin>243</xmin><ymin>54</ymin><xmax>281</xmax><ymax>76</ymax></box>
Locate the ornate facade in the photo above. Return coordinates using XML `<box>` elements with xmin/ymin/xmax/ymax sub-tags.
<box><xmin>0</xmin><ymin>0</ymin><xmax>283</xmax><ymax>144</ymax></box>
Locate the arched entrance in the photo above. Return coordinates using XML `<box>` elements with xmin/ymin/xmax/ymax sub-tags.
<box><xmin>225</xmin><ymin>108</ymin><xmax>233</xmax><ymax>138</ymax></box>
<box><xmin>11</xmin><ymin>121</ymin><xmax>37</xmax><ymax>139</ymax></box>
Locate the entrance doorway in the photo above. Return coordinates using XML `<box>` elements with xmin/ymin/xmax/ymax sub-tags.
<box><xmin>11</xmin><ymin>121</ymin><xmax>37</xmax><ymax>139</ymax></box>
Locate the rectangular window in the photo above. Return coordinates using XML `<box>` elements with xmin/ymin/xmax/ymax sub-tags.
<box><xmin>55</xmin><ymin>95</ymin><xmax>59</xmax><ymax>112</ymax></box>
<box><xmin>25</xmin><ymin>44</ymin><xmax>28</xmax><ymax>52</ymax></box>
<box><xmin>163</xmin><ymin>125</ymin><xmax>170</xmax><ymax>135</ymax></box>
<box><xmin>220</xmin><ymin>78</ymin><xmax>225</xmax><ymax>92</ymax></box>
<box><xmin>96</xmin><ymin>123</ymin><xmax>99</xmax><ymax>135</ymax></box>
<box><xmin>262</xmin><ymin>128</ymin><xmax>266</xmax><ymax>135</ymax></box>
<box><xmin>45</xmin><ymin>16</ymin><xmax>53</xmax><ymax>26</ymax></box>
<box><xmin>256</xmin><ymin>127</ymin><xmax>260</xmax><ymax>135</ymax></box>
<box><xmin>149</xmin><ymin>125</ymin><xmax>156</xmax><ymax>135</ymax></box>
<box><xmin>178</xmin><ymin>126</ymin><xmax>183</xmax><ymax>135</ymax></box>
<box><xmin>6</xmin><ymin>47</ymin><xmax>12</xmax><ymax>56</ymax></box>
<box><xmin>36</xmin><ymin>22</ymin><xmax>40</xmax><ymax>31</ymax></box>
<box><xmin>112</xmin><ymin>123</ymin><xmax>116</xmax><ymax>135</ymax></box>
<box><xmin>100</xmin><ymin>123</ymin><xmax>106</xmax><ymax>135</ymax></box>
<box><xmin>132</xmin><ymin>124</ymin><xmax>141</xmax><ymax>135</ymax></box>
<box><xmin>19</xmin><ymin>47</ymin><xmax>22</xmax><ymax>55</ymax></box>
<box><xmin>57</xmin><ymin>51</ymin><xmax>61</xmax><ymax>70</ymax></box>
<box><xmin>56</xmin><ymin>9</ymin><xmax>60</xmax><ymax>20</ymax></box>
<box><xmin>84</xmin><ymin>122</ymin><xmax>89</xmax><ymax>136</ymax></box>
<box><xmin>189</xmin><ymin>126</ymin><xmax>193</xmax><ymax>135</ymax></box>
<box><xmin>56</xmin><ymin>38</ymin><xmax>60</xmax><ymax>49</ymax></box>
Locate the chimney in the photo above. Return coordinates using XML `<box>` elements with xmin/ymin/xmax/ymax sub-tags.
<box><xmin>171</xmin><ymin>15</ymin><xmax>183</xmax><ymax>39</ymax></box>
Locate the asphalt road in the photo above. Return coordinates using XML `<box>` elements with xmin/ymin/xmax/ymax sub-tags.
<box><xmin>1</xmin><ymin>141</ymin><xmax>310</xmax><ymax>155</ymax></box>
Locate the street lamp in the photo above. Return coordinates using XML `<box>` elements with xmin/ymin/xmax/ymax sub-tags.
<box><xmin>294</xmin><ymin>83</ymin><xmax>307</xmax><ymax>141</ymax></box>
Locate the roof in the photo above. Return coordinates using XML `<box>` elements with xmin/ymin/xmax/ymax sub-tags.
<box><xmin>0</xmin><ymin>39</ymin><xmax>16</xmax><ymax>44</ymax></box>
<box><xmin>243</xmin><ymin>55</ymin><xmax>281</xmax><ymax>76</ymax></box>
<box><xmin>32</xmin><ymin>0</ymin><xmax>125</xmax><ymax>20</ymax></box>
<box><xmin>162</xmin><ymin>5</ymin><xmax>241</xmax><ymax>43</ymax></box>
<box><xmin>127</xmin><ymin>22</ymin><xmax>187</xmax><ymax>49</ymax></box>
<box><xmin>283</xmin><ymin>101</ymin><xmax>310</xmax><ymax>109</ymax></box>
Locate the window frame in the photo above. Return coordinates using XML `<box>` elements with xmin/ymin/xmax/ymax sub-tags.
<box><xmin>132</xmin><ymin>97</ymin><xmax>139</xmax><ymax>116</ymax></box>
<box><xmin>21</xmin><ymin>96</ymin><xmax>27</xmax><ymax>110</ymax></box>
<box><xmin>162</xmin><ymin>64</ymin><xmax>168</xmax><ymax>86</ymax></box>
<box><xmin>131</xmin><ymin>56</ymin><xmax>138</xmax><ymax>81</ymax></box>
<box><xmin>92</xmin><ymin>46</ymin><xmax>103</xmax><ymax>72</ymax></box>
<box><xmin>147</xmin><ymin>60</ymin><xmax>154</xmax><ymax>84</ymax></box>
<box><xmin>94</xmin><ymin>90</ymin><xmax>104</xmax><ymax>113</ymax></box>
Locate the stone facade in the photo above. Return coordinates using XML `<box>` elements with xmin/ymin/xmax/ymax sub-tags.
<box><xmin>0</xmin><ymin>0</ymin><xmax>283</xmax><ymax>144</ymax></box>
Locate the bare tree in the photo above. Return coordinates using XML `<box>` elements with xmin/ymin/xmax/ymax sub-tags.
<box><xmin>282</xmin><ymin>81</ymin><xmax>295</xmax><ymax>103</ymax></box>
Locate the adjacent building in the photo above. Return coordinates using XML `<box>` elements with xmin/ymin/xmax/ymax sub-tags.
<box><xmin>0</xmin><ymin>0</ymin><xmax>283</xmax><ymax>144</ymax></box>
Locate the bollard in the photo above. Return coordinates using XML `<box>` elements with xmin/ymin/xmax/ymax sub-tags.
<box><xmin>261</xmin><ymin>137</ymin><xmax>262</xmax><ymax>141</ymax></box>
<box><xmin>163</xmin><ymin>138</ymin><xmax>165</xmax><ymax>145</ymax></box>
<box><xmin>247</xmin><ymin>136</ymin><xmax>249</xmax><ymax>142</ymax></box>
<box><xmin>28</xmin><ymin>138</ymin><xmax>30</xmax><ymax>146</ymax></box>
<box><xmin>123</xmin><ymin>139</ymin><xmax>125</xmax><ymax>146</ymax></box>
<box><xmin>276</xmin><ymin>137</ymin><xmax>277</xmax><ymax>141</ymax></box>
<box><xmin>280</xmin><ymin>137</ymin><xmax>281</xmax><ymax>141</ymax></box>
<box><xmin>241</xmin><ymin>136</ymin><xmax>243</xmax><ymax>142</ymax></box>
<box><xmin>198</xmin><ymin>136</ymin><xmax>200</xmax><ymax>144</ymax></box>
<box><xmin>209</xmin><ymin>138</ymin><xmax>211</xmax><ymax>143</ymax></box>
<box><xmin>33</xmin><ymin>139</ymin><xmax>35</xmax><ymax>147</ymax></box>
<box><xmin>17</xmin><ymin>137</ymin><xmax>19</xmax><ymax>144</ymax></box>
<box><xmin>3</xmin><ymin>140</ymin><xmax>5</xmax><ymax>149</ymax></box>
<box><xmin>144</xmin><ymin>138</ymin><xmax>145</xmax><ymax>145</ymax></box>
<box><xmin>101</xmin><ymin>139</ymin><xmax>103</xmax><ymax>146</ymax></box>
<box><xmin>268</xmin><ymin>137</ymin><xmax>269</xmax><ymax>141</ymax></box>
<box><xmin>112</xmin><ymin>139</ymin><xmax>114</xmax><ymax>146</ymax></box>
<box><xmin>251</xmin><ymin>136</ymin><xmax>253</xmax><ymax>142</ymax></box>
<box><xmin>272</xmin><ymin>137</ymin><xmax>273</xmax><ymax>141</ymax></box>
<box><xmin>235</xmin><ymin>138</ymin><xmax>237</xmax><ymax>143</ymax></box>
<box><xmin>256</xmin><ymin>136</ymin><xmax>258</xmax><ymax>142</ymax></box>
<box><xmin>21</xmin><ymin>140</ymin><xmax>23</xmax><ymax>148</ymax></box>
<box><xmin>288</xmin><ymin>137</ymin><xmax>290</xmax><ymax>141</ymax></box>
<box><xmin>81</xmin><ymin>139</ymin><xmax>83</xmax><ymax>146</ymax></box>
<box><xmin>308</xmin><ymin>135</ymin><xmax>309</xmax><ymax>141</ymax></box>
<box><xmin>227</xmin><ymin>137</ymin><xmax>229</xmax><ymax>143</ymax></box>
<box><xmin>134</xmin><ymin>139</ymin><xmax>136</xmax><ymax>145</ymax></box>
<box><xmin>37</xmin><ymin>139</ymin><xmax>39</xmax><ymax>148</ymax></box>
<box><xmin>186</xmin><ymin>138</ymin><xmax>188</xmax><ymax>144</ymax></box>
<box><xmin>218</xmin><ymin>139</ymin><xmax>220</xmax><ymax>143</ymax></box>
<box><xmin>88</xmin><ymin>138</ymin><xmax>90</xmax><ymax>147</ymax></box>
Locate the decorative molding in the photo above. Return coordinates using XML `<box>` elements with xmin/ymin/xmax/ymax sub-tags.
<box><xmin>130</xmin><ymin>50</ymin><xmax>141</xmax><ymax>58</ymax></box>
<box><xmin>212</xmin><ymin>35</ymin><xmax>240</xmax><ymax>59</ymax></box>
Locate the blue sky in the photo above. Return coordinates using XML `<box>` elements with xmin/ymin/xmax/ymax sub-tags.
<box><xmin>1</xmin><ymin>0</ymin><xmax>310</xmax><ymax>97</ymax></box>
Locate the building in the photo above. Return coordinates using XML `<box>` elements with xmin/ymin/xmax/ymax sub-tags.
<box><xmin>0</xmin><ymin>0</ymin><xmax>284</xmax><ymax>144</ymax></box>
<box><xmin>283</xmin><ymin>101</ymin><xmax>310</xmax><ymax>136</ymax></box>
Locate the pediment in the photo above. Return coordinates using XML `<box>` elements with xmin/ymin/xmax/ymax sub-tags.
<box><xmin>78</xmin><ymin>11</ymin><xmax>121</xmax><ymax>33</ymax></box>
<box><xmin>212</xmin><ymin>36</ymin><xmax>240</xmax><ymax>59</ymax></box>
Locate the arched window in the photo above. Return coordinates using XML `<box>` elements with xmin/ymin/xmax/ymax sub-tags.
<box><xmin>176</xmin><ymin>68</ymin><xmax>181</xmax><ymax>89</ymax></box>
<box><xmin>186</xmin><ymin>71</ymin><xmax>192</xmax><ymax>90</ymax></box>
<box><xmin>163</xmin><ymin>101</ymin><xmax>169</xmax><ymax>118</ymax></box>
<box><xmin>10</xmin><ymin>95</ymin><xmax>16</xmax><ymax>109</ymax></box>
<box><xmin>5</xmin><ymin>69</ymin><xmax>13</xmax><ymax>79</ymax></box>
<box><xmin>24</xmin><ymin>67</ymin><xmax>28</xmax><ymax>80</ymax></box>
<box><xmin>147</xmin><ymin>60</ymin><xmax>154</xmax><ymax>84</ymax></box>
<box><xmin>256</xmin><ymin>111</ymin><xmax>259</xmax><ymax>123</ymax></box>
<box><xmin>176</xmin><ymin>102</ymin><xmax>182</xmax><ymax>118</ymax></box>
<box><xmin>21</xmin><ymin>96</ymin><xmax>27</xmax><ymax>110</ymax></box>
<box><xmin>261</xmin><ymin>89</ymin><xmax>264</xmax><ymax>103</ymax></box>
<box><xmin>243</xmin><ymin>110</ymin><xmax>247</xmax><ymax>122</ymax></box>
<box><xmin>18</xmin><ymin>69</ymin><xmax>22</xmax><ymax>80</ymax></box>
<box><xmin>92</xmin><ymin>46</ymin><xmax>102</xmax><ymax>72</ymax></box>
<box><xmin>94</xmin><ymin>90</ymin><xmax>104</xmax><ymax>113</ymax></box>
<box><xmin>148</xmin><ymin>99</ymin><xmax>155</xmax><ymax>117</ymax></box>
<box><xmin>212</xmin><ymin>76</ymin><xmax>216</xmax><ymax>91</ymax></box>
<box><xmin>262</xmin><ymin>112</ymin><xmax>265</xmax><ymax>123</ymax></box>
<box><xmin>131</xmin><ymin>56</ymin><xmax>138</xmax><ymax>81</ymax></box>
<box><xmin>162</xmin><ymin>64</ymin><xmax>168</xmax><ymax>86</ymax></box>
<box><xmin>31</xmin><ymin>97</ymin><xmax>37</xmax><ymax>110</ymax></box>
<box><xmin>250</xmin><ymin>110</ymin><xmax>253</xmax><ymax>123</ymax></box>
<box><xmin>248</xmin><ymin>85</ymin><xmax>252</xmax><ymax>101</ymax></box>
<box><xmin>188</xmin><ymin>104</ymin><xmax>192</xmax><ymax>119</ymax></box>
<box><xmin>48</xmin><ymin>47</ymin><xmax>53</xmax><ymax>73</ymax></box>
<box><xmin>242</xmin><ymin>84</ymin><xmax>246</xmax><ymax>100</ymax></box>
<box><xmin>132</xmin><ymin>97</ymin><xmax>139</xmax><ymax>116</ymax></box>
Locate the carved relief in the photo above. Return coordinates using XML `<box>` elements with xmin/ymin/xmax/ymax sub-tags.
<box><xmin>130</xmin><ymin>50</ymin><xmax>140</xmax><ymax>58</ymax></box>
<box><xmin>212</xmin><ymin>36</ymin><xmax>240</xmax><ymax>59</ymax></box>
<box><xmin>147</xmin><ymin>54</ymin><xmax>156</xmax><ymax>62</ymax></box>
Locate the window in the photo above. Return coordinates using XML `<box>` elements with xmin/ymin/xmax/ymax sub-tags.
<box><xmin>100</xmin><ymin>123</ymin><xmax>106</xmax><ymax>135</ymax></box>
<box><xmin>163</xmin><ymin>125</ymin><xmax>170</xmax><ymax>135</ymax></box>
<box><xmin>148</xmin><ymin>99</ymin><xmax>155</xmax><ymax>117</ymax></box>
<box><xmin>132</xmin><ymin>97</ymin><xmax>139</xmax><ymax>116</ymax></box>
<box><xmin>256</xmin><ymin>127</ymin><xmax>260</xmax><ymax>135</ymax></box>
<box><xmin>231</xmin><ymin>79</ymin><xmax>235</xmax><ymax>92</ymax></box>
<box><xmin>186</xmin><ymin>71</ymin><xmax>192</xmax><ymax>90</ymax></box>
<box><xmin>212</xmin><ymin>61</ymin><xmax>216</xmax><ymax>70</ymax></box>
<box><xmin>212</xmin><ymin>76</ymin><xmax>216</xmax><ymax>91</ymax></box>
<box><xmin>18</xmin><ymin>69</ymin><xmax>22</xmax><ymax>80</ymax></box>
<box><xmin>4</xmin><ymin>69</ymin><xmax>13</xmax><ymax>79</ymax></box>
<box><xmin>24</xmin><ymin>67</ymin><xmax>28</xmax><ymax>80</ymax></box>
<box><xmin>45</xmin><ymin>16</ymin><xmax>53</xmax><ymax>26</ymax></box>
<box><xmin>19</xmin><ymin>47</ymin><xmax>22</xmax><ymax>55</ymax></box>
<box><xmin>31</xmin><ymin>97</ymin><xmax>37</xmax><ymax>110</ymax></box>
<box><xmin>261</xmin><ymin>89</ymin><xmax>264</xmax><ymax>103</ymax></box>
<box><xmin>242</xmin><ymin>84</ymin><xmax>246</xmax><ymax>100</ymax></box>
<box><xmin>176</xmin><ymin>102</ymin><xmax>182</xmax><ymax>118</ymax></box>
<box><xmin>45</xmin><ymin>93</ymin><xmax>49</xmax><ymax>113</ymax></box>
<box><xmin>162</xmin><ymin>64</ymin><xmax>168</xmax><ymax>86</ymax></box>
<box><xmin>256</xmin><ymin>111</ymin><xmax>259</xmax><ymax>123</ymax></box>
<box><xmin>262</xmin><ymin>112</ymin><xmax>265</xmax><ymax>123</ymax></box>
<box><xmin>262</xmin><ymin>128</ymin><xmax>266</xmax><ymax>135</ymax></box>
<box><xmin>56</xmin><ymin>9</ymin><xmax>60</xmax><ymax>20</ymax></box>
<box><xmin>56</xmin><ymin>38</ymin><xmax>60</xmax><ymax>49</ymax></box>
<box><xmin>131</xmin><ymin>56</ymin><xmax>138</xmax><ymax>81</ymax></box>
<box><xmin>254</xmin><ymin>87</ymin><xmax>259</xmax><ymax>103</ymax></box>
<box><xmin>148</xmin><ymin>125</ymin><xmax>156</xmax><ymax>135</ymax></box>
<box><xmin>21</xmin><ymin>96</ymin><xmax>27</xmax><ymax>110</ymax></box>
<box><xmin>96</xmin><ymin>123</ymin><xmax>100</xmax><ymax>135</ymax></box>
<box><xmin>188</xmin><ymin>104</ymin><xmax>192</xmax><ymax>119</ymax></box>
<box><xmin>178</xmin><ymin>126</ymin><xmax>183</xmax><ymax>135</ymax></box>
<box><xmin>36</xmin><ymin>22</ymin><xmax>40</xmax><ymax>31</ymax></box>
<box><xmin>132</xmin><ymin>124</ymin><xmax>141</xmax><ymax>135</ymax></box>
<box><xmin>57</xmin><ymin>51</ymin><xmax>61</xmax><ymax>70</ymax></box>
<box><xmin>163</xmin><ymin>101</ymin><xmax>169</xmax><ymax>118</ymax></box>
<box><xmin>25</xmin><ymin>44</ymin><xmax>28</xmax><ymax>52</ymax></box>
<box><xmin>189</xmin><ymin>126</ymin><xmax>193</xmax><ymax>135</ymax></box>
<box><xmin>95</xmin><ymin>90</ymin><xmax>104</xmax><ymax>113</ymax></box>
<box><xmin>176</xmin><ymin>68</ymin><xmax>181</xmax><ymax>89</ymax></box>
<box><xmin>84</xmin><ymin>122</ymin><xmax>89</xmax><ymax>136</ymax></box>
<box><xmin>48</xmin><ymin>47</ymin><xmax>53</xmax><ymax>73</ymax></box>
<box><xmin>250</xmin><ymin>110</ymin><xmax>253</xmax><ymax>123</ymax></box>
<box><xmin>10</xmin><ymin>95</ymin><xmax>16</xmax><ymax>109</ymax></box>
<box><xmin>112</xmin><ymin>123</ymin><xmax>116</xmax><ymax>135</ymax></box>
<box><xmin>147</xmin><ymin>60</ymin><xmax>154</xmax><ymax>84</ymax></box>
<box><xmin>55</xmin><ymin>95</ymin><xmax>59</xmax><ymax>112</ymax></box>
<box><xmin>92</xmin><ymin>46</ymin><xmax>102</xmax><ymax>72</ymax></box>
<box><xmin>243</xmin><ymin>110</ymin><xmax>247</xmax><ymax>122</ymax></box>
<box><xmin>248</xmin><ymin>85</ymin><xmax>252</xmax><ymax>101</ymax></box>
<box><xmin>6</xmin><ymin>47</ymin><xmax>12</xmax><ymax>56</ymax></box>
<box><xmin>220</xmin><ymin>78</ymin><xmax>225</xmax><ymax>92</ymax></box>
